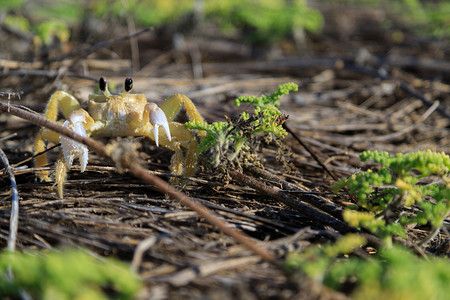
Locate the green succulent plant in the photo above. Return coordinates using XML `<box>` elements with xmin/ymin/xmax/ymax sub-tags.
<box><xmin>334</xmin><ymin>150</ymin><xmax>449</xmax><ymax>245</ymax></box>
<box><xmin>186</xmin><ymin>82</ymin><xmax>297</xmax><ymax>167</ymax></box>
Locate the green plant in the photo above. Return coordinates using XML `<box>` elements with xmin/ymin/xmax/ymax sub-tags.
<box><xmin>333</xmin><ymin>150</ymin><xmax>449</xmax><ymax>245</ymax></box>
<box><xmin>335</xmin><ymin>0</ymin><xmax>450</xmax><ymax>38</ymax></box>
<box><xmin>2</xmin><ymin>0</ymin><xmax>323</xmax><ymax>47</ymax></box>
<box><xmin>90</xmin><ymin>0</ymin><xmax>193</xmax><ymax>27</ymax></box>
<box><xmin>205</xmin><ymin>0</ymin><xmax>323</xmax><ymax>44</ymax></box>
<box><xmin>285</xmin><ymin>234</ymin><xmax>367</xmax><ymax>282</ymax></box>
<box><xmin>285</xmin><ymin>237</ymin><xmax>450</xmax><ymax>300</ymax></box>
<box><xmin>390</xmin><ymin>0</ymin><xmax>450</xmax><ymax>38</ymax></box>
<box><xmin>3</xmin><ymin>14</ymin><xmax>70</xmax><ymax>47</ymax></box>
<box><xmin>0</xmin><ymin>0</ymin><xmax>25</xmax><ymax>10</ymax></box>
<box><xmin>0</xmin><ymin>248</ymin><xmax>141</xmax><ymax>299</ymax></box>
<box><xmin>36</xmin><ymin>19</ymin><xmax>71</xmax><ymax>46</ymax></box>
<box><xmin>186</xmin><ymin>82</ymin><xmax>297</xmax><ymax>167</ymax></box>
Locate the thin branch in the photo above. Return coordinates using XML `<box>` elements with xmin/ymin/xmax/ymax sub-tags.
<box><xmin>228</xmin><ymin>169</ymin><xmax>354</xmax><ymax>234</ymax></box>
<box><xmin>418</xmin><ymin>226</ymin><xmax>442</xmax><ymax>247</ymax></box>
<box><xmin>0</xmin><ymin>102</ymin><xmax>279</xmax><ymax>267</ymax></box>
<box><xmin>0</xmin><ymin>146</ymin><xmax>19</xmax><ymax>252</ymax></box>
<box><xmin>50</xmin><ymin>27</ymin><xmax>152</xmax><ymax>63</ymax></box>
<box><xmin>131</xmin><ymin>236</ymin><xmax>158</xmax><ymax>271</ymax></box>
<box><xmin>0</xmin><ymin>91</ymin><xmax>23</xmax><ymax>99</ymax></box>
<box><xmin>244</xmin><ymin>165</ymin><xmax>344</xmax><ymax>220</ymax></box>
<box><xmin>0</xmin><ymin>143</ymin><xmax>62</xmax><ymax>176</ymax></box>
<box><xmin>284</xmin><ymin>123</ymin><xmax>339</xmax><ymax>181</ymax></box>
<box><xmin>157</xmin><ymin>256</ymin><xmax>261</xmax><ymax>286</ymax></box>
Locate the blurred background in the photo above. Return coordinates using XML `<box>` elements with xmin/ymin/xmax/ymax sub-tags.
<box><xmin>1</xmin><ymin>0</ymin><xmax>449</xmax><ymax>150</ymax></box>
<box><xmin>0</xmin><ymin>1</ymin><xmax>449</xmax><ymax>299</ymax></box>
<box><xmin>1</xmin><ymin>0</ymin><xmax>448</xmax><ymax>81</ymax></box>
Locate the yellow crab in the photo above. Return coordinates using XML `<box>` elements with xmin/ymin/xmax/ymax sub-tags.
<box><xmin>34</xmin><ymin>77</ymin><xmax>205</xmax><ymax>198</ymax></box>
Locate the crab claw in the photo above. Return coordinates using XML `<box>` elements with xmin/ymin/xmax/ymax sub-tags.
<box><xmin>60</xmin><ymin>110</ymin><xmax>89</xmax><ymax>172</ymax></box>
<box><xmin>147</xmin><ymin>103</ymin><xmax>171</xmax><ymax>147</ymax></box>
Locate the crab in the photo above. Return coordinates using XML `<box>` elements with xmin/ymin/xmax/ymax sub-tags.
<box><xmin>34</xmin><ymin>77</ymin><xmax>206</xmax><ymax>198</ymax></box>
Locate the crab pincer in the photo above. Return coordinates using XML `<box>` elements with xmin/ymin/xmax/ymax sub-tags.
<box><xmin>60</xmin><ymin>109</ymin><xmax>90</xmax><ymax>172</ymax></box>
<box><xmin>147</xmin><ymin>103</ymin><xmax>171</xmax><ymax>147</ymax></box>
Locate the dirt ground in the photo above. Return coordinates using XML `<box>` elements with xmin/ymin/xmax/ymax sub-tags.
<box><xmin>0</xmin><ymin>3</ymin><xmax>449</xmax><ymax>299</ymax></box>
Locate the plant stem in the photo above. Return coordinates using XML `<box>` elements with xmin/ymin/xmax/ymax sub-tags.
<box><xmin>283</xmin><ymin>123</ymin><xmax>338</xmax><ymax>181</ymax></box>
<box><xmin>228</xmin><ymin>136</ymin><xmax>247</xmax><ymax>162</ymax></box>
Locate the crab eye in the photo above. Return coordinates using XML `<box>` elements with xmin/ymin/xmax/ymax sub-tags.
<box><xmin>99</xmin><ymin>77</ymin><xmax>107</xmax><ymax>92</ymax></box>
<box><xmin>124</xmin><ymin>77</ymin><xmax>133</xmax><ymax>92</ymax></box>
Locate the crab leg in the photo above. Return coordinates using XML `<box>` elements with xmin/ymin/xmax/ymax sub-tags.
<box><xmin>160</xmin><ymin>94</ymin><xmax>206</xmax><ymax>138</ymax></box>
<box><xmin>34</xmin><ymin>130</ymin><xmax>59</xmax><ymax>181</ymax></box>
<box><xmin>34</xmin><ymin>91</ymin><xmax>82</xmax><ymax>181</ymax></box>
<box><xmin>153</xmin><ymin>94</ymin><xmax>206</xmax><ymax>183</ymax></box>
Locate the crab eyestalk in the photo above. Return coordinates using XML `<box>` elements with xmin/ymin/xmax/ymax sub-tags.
<box><xmin>121</xmin><ymin>77</ymin><xmax>133</xmax><ymax>98</ymax></box>
<box><xmin>99</xmin><ymin>77</ymin><xmax>111</xmax><ymax>97</ymax></box>
<box><xmin>124</xmin><ymin>77</ymin><xmax>133</xmax><ymax>92</ymax></box>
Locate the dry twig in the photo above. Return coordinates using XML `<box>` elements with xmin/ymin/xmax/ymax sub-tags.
<box><xmin>0</xmin><ymin>146</ymin><xmax>19</xmax><ymax>252</ymax></box>
<box><xmin>228</xmin><ymin>170</ymin><xmax>353</xmax><ymax>234</ymax></box>
<box><xmin>245</xmin><ymin>165</ymin><xmax>344</xmax><ymax>220</ymax></box>
<box><xmin>284</xmin><ymin>123</ymin><xmax>338</xmax><ymax>181</ymax></box>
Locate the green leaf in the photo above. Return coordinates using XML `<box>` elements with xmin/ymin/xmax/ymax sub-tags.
<box><xmin>339</xmin><ymin>150</ymin><xmax>449</xmax><ymax>241</ymax></box>
<box><xmin>0</xmin><ymin>248</ymin><xmax>141</xmax><ymax>299</ymax></box>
